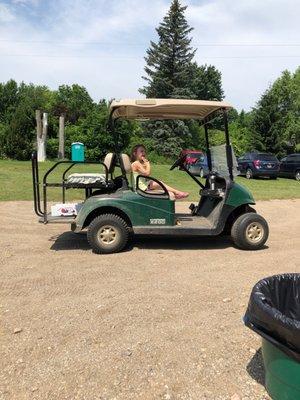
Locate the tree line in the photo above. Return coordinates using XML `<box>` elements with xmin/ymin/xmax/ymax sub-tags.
<box><xmin>0</xmin><ymin>0</ymin><xmax>299</xmax><ymax>162</ymax></box>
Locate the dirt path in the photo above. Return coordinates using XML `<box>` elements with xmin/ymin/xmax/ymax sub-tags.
<box><xmin>1</xmin><ymin>200</ymin><xmax>299</xmax><ymax>400</ymax></box>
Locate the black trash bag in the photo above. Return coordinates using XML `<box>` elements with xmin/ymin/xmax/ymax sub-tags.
<box><xmin>244</xmin><ymin>273</ymin><xmax>300</xmax><ymax>362</ymax></box>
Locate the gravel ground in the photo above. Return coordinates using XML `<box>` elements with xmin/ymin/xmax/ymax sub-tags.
<box><xmin>0</xmin><ymin>199</ymin><xmax>299</xmax><ymax>400</ymax></box>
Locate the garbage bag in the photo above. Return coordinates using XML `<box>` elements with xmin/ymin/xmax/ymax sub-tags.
<box><xmin>244</xmin><ymin>273</ymin><xmax>300</xmax><ymax>362</ymax></box>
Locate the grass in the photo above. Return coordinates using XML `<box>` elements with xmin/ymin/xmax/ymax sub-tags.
<box><xmin>0</xmin><ymin>159</ymin><xmax>299</xmax><ymax>202</ymax></box>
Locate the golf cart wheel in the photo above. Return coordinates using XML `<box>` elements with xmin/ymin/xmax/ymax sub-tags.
<box><xmin>87</xmin><ymin>214</ymin><xmax>130</xmax><ymax>254</ymax></box>
<box><xmin>231</xmin><ymin>213</ymin><xmax>269</xmax><ymax>250</ymax></box>
<box><xmin>200</xmin><ymin>168</ymin><xmax>204</xmax><ymax>178</ymax></box>
<box><xmin>295</xmin><ymin>170</ymin><xmax>300</xmax><ymax>181</ymax></box>
<box><xmin>246</xmin><ymin>168</ymin><xmax>253</xmax><ymax>179</ymax></box>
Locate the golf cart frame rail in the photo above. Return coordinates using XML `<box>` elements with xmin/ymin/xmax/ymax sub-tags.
<box><xmin>31</xmin><ymin>151</ymin><xmax>110</xmax><ymax>223</ymax></box>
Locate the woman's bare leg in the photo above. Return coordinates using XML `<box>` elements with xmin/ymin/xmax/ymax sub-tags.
<box><xmin>150</xmin><ymin>181</ymin><xmax>189</xmax><ymax>198</ymax></box>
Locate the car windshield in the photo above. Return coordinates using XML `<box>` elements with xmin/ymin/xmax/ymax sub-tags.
<box><xmin>256</xmin><ymin>153</ymin><xmax>278</xmax><ymax>161</ymax></box>
<box><xmin>210</xmin><ymin>144</ymin><xmax>239</xmax><ymax>178</ymax></box>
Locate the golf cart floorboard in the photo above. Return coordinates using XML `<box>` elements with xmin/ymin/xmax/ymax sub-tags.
<box><xmin>133</xmin><ymin>214</ymin><xmax>216</xmax><ymax>236</ymax></box>
<box><xmin>176</xmin><ymin>214</ymin><xmax>212</xmax><ymax>229</ymax></box>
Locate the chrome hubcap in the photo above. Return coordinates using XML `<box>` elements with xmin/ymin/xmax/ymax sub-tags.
<box><xmin>246</xmin><ymin>170</ymin><xmax>252</xmax><ymax>179</ymax></box>
<box><xmin>296</xmin><ymin>172</ymin><xmax>300</xmax><ymax>181</ymax></box>
<box><xmin>246</xmin><ymin>222</ymin><xmax>264</xmax><ymax>243</ymax></box>
<box><xmin>98</xmin><ymin>226</ymin><xmax>117</xmax><ymax>245</ymax></box>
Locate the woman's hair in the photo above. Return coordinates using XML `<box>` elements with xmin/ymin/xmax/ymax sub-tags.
<box><xmin>130</xmin><ymin>144</ymin><xmax>146</xmax><ymax>162</ymax></box>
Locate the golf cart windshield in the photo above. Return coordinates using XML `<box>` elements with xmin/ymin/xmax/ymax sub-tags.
<box><xmin>210</xmin><ymin>144</ymin><xmax>239</xmax><ymax>178</ymax></box>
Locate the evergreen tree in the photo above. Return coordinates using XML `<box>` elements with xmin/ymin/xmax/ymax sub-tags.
<box><xmin>140</xmin><ymin>0</ymin><xmax>195</xmax><ymax>98</ymax></box>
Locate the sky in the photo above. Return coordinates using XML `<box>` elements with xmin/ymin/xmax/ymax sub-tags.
<box><xmin>0</xmin><ymin>0</ymin><xmax>299</xmax><ymax>111</ymax></box>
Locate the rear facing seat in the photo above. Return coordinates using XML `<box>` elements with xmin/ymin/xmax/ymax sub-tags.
<box><xmin>66</xmin><ymin>153</ymin><xmax>116</xmax><ymax>187</ymax></box>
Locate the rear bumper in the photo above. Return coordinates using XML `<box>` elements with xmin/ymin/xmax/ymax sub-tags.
<box><xmin>253</xmin><ymin>170</ymin><xmax>278</xmax><ymax>177</ymax></box>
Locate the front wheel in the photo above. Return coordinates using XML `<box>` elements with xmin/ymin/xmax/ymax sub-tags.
<box><xmin>199</xmin><ymin>168</ymin><xmax>204</xmax><ymax>178</ymax></box>
<box><xmin>246</xmin><ymin>168</ymin><xmax>253</xmax><ymax>179</ymax></box>
<box><xmin>231</xmin><ymin>213</ymin><xmax>269</xmax><ymax>250</ymax></box>
<box><xmin>87</xmin><ymin>214</ymin><xmax>130</xmax><ymax>254</ymax></box>
<box><xmin>295</xmin><ymin>170</ymin><xmax>300</xmax><ymax>181</ymax></box>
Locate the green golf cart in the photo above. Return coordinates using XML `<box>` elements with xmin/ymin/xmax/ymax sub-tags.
<box><xmin>32</xmin><ymin>98</ymin><xmax>269</xmax><ymax>254</ymax></box>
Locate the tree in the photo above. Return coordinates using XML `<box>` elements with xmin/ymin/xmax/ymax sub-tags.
<box><xmin>189</xmin><ymin>63</ymin><xmax>224</xmax><ymax>101</ymax></box>
<box><xmin>52</xmin><ymin>84</ymin><xmax>94</xmax><ymax>124</ymax></box>
<box><xmin>140</xmin><ymin>0</ymin><xmax>195</xmax><ymax>99</ymax></box>
<box><xmin>250</xmin><ymin>68</ymin><xmax>300</xmax><ymax>157</ymax></box>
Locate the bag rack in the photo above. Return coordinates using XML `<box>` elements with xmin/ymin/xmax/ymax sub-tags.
<box><xmin>31</xmin><ymin>151</ymin><xmax>111</xmax><ymax>224</ymax></box>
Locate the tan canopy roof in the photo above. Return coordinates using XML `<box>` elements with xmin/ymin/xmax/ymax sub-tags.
<box><xmin>110</xmin><ymin>98</ymin><xmax>232</xmax><ymax>121</ymax></box>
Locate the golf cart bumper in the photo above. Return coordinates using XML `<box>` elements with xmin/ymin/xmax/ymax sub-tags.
<box><xmin>71</xmin><ymin>221</ymin><xmax>82</xmax><ymax>233</ymax></box>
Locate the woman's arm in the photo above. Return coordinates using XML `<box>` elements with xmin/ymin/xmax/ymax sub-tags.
<box><xmin>132</xmin><ymin>160</ymin><xmax>151</xmax><ymax>176</ymax></box>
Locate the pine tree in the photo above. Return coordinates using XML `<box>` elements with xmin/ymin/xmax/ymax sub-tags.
<box><xmin>140</xmin><ymin>0</ymin><xmax>195</xmax><ymax>98</ymax></box>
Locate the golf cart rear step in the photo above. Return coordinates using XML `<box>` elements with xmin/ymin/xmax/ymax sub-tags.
<box><xmin>39</xmin><ymin>214</ymin><xmax>76</xmax><ymax>224</ymax></box>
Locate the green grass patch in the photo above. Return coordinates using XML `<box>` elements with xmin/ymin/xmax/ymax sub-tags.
<box><xmin>0</xmin><ymin>159</ymin><xmax>299</xmax><ymax>202</ymax></box>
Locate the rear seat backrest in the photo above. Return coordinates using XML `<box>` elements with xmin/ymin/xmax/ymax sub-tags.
<box><xmin>103</xmin><ymin>153</ymin><xmax>116</xmax><ymax>174</ymax></box>
<box><xmin>120</xmin><ymin>154</ymin><xmax>133</xmax><ymax>187</ymax></box>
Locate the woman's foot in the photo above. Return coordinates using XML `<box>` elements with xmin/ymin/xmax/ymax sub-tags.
<box><xmin>175</xmin><ymin>191</ymin><xmax>189</xmax><ymax>199</ymax></box>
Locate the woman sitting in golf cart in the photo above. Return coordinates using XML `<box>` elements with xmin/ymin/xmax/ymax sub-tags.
<box><xmin>131</xmin><ymin>144</ymin><xmax>189</xmax><ymax>200</ymax></box>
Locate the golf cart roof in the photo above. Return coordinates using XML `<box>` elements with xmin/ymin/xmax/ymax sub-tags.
<box><xmin>110</xmin><ymin>99</ymin><xmax>232</xmax><ymax>121</ymax></box>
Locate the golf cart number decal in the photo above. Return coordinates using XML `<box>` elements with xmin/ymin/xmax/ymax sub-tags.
<box><xmin>150</xmin><ymin>219</ymin><xmax>166</xmax><ymax>225</ymax></box>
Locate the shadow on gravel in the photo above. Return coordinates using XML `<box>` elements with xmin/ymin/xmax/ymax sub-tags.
<box><xmin>49</xmin><ymin>232</ymin><xmax>233</xmax><ymax>252</ymax></box>
<box><xmin>246</xmin><ymin>348</ymin><xmax>266</xmax><ymax>387</ymax></box>
<box><xmin>132</xmin><ymin>235</ymin><xmax>232</xmax><ymax>250</ymax></box>
<box><xmin>49</xmin><ymin>232</ymin><xmax>90</xmax><ymax>251</ymax></box>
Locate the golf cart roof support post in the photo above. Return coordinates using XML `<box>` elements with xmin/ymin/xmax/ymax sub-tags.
<box><xmin>204</xmin><ymin>124</ymin><xmax>212</xmax><ymax>172</ymax></box>
<box><xmin>182</xmin><ymin>163</ymin><xmax>205</xmax><ymax>189</ymax></box>
<box><xmin>108</xmin><ymin>110</ymin><xmax>119</xmax><ymax>153</ymax></box>
<box><xmin>222</xmin><ymin>108</ymin><xmax>234</xmax><ymax>181</ymax></box>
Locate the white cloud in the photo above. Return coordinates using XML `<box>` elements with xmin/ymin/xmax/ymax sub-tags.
<box><xmin>0</xmin><ymin>3</ymin><xmax>15</xmax><ymax>22</ymax></box>
<box><xmin>0</xmin><ymin>0</ymin><xmax>299</xmax><ymax>110</ymax></box>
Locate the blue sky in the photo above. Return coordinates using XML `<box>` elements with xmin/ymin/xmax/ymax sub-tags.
<box><xmin>0</xmin><ymin>0</ymin><xmax>299</xmax><ymax>110</ymax></box>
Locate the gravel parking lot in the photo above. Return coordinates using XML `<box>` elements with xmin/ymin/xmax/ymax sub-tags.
<box><xmin>1</xmin><ymin>200</ymin><xmax>299</xmax><ymax>400</ymax></box>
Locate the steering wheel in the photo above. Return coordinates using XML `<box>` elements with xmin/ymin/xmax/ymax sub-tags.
<box><xmin>170</xmin><ymin>155</ymin><xmax>186</xmax><ymax>171</ymax></box>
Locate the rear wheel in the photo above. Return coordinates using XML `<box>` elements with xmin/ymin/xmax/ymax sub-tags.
<box><xmin>246</xmin><ymin>168</ymin><xmax>253</xmax><ymax>179</ymax></box>
<box><xmin>295</xmin><ymin>170</ymin><xmax>300</xmax><ymax>181</ymax></box>
<box><xmin>231</xmin><ymin>213</ymin><xmax>269</xmax><ymax>250</ymax></box>
<box><xmin>87</xmin><ymin>214</ymin><xmax>130</xmax><ymax>254</ymax></box>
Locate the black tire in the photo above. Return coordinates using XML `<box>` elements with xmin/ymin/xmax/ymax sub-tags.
<box><xmin>231</xmin><ymin>212</ymin><xmax>269</xmax><ymax>250</ymax></box>
<box><xmin>270</xmin><ymin>176</ymin><xmax>277</xmax><ymax>180</ymax></box>
<box><xmin>87</xmin><ymin>214</ymin><xmax>130</xmax><ymax>254</ymax></box>
<box><xmin>246</xmin><ymin>168</ymin><xmax>253</xmax><ymax>179</ymax></box>
<box><xmin>295</xmin><ymin>170</ymin><xmax>300</xmax><ymax>181</ymax></box>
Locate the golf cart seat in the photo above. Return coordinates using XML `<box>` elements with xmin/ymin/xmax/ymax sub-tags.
<box><xmin>66</xmin><ymin>153</ymin><xmax>116</xmax><ymax>188</ymax></box>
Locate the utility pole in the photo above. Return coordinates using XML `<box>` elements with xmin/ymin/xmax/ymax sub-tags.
<box><xmin>58</xmin><ymin>114</ymin><xmax>65</xmax><ymax>159</ymax></box>
<box><xmin>36</xmin><ymin>110</ymin><xmax>47</xmax><ymax>162</ymax></box>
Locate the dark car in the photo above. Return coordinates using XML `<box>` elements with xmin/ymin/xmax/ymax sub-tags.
<box><xmin>238</xmin><ymin>152</ymin><xmax>279</xmax><ymax>179</ymax></box>
<box><xmin>279</xmin><ymin>153</ymin><xmax>300</xmax><ymax>181</ymax></box>
<box><xmin>188</xmin><ymin>153</ymin><xmax>209</xmax><ymax>177</ymax></box>
<box><xmin>179</xmin><ymin>149</ymin><xmax>203</xmax><ymax>169</ymax></box>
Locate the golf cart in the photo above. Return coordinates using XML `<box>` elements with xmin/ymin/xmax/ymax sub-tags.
<box><xmin>32</xmin><ymin>98</ymin><xmax>269</xmax><ymax>254</ymax></box>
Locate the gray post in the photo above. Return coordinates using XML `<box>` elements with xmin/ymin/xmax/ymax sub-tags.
<box><xmin>36</xmin><ymin>110</ymin><xmax>47</xmax><ymax>162</ymax></box>
<box><xmin>58</xmin><ymin>114</ymin><xmax>65</xmax><ymax>159</ymax></box>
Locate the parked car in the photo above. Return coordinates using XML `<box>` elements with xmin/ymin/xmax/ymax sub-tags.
<box><xmin>237</xmin><ymin>152</ymin><xmax>279</xmax><ymax>179</ymax></box>
<box><xmin>188</xmin><ymin>153</ymin><xmax>209</xmax><ymax>177</ymax></box>
<box><xmin>279</xmin><ymin>153</ymin><xmax>300</xmax><ymax>181</ymax></box>
<box><xmin>179</xmin><ymin>149</ymin><xmax>203</xmax><ymax>169</ymax></box>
